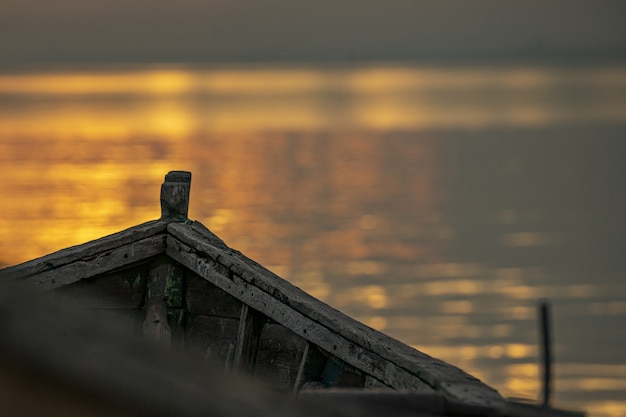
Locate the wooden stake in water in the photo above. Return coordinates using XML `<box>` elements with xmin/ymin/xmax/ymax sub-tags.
<box><xmin>539</xmin><ymin>300</ymin><xmax>553</xmax><ymax>407</ymax></box>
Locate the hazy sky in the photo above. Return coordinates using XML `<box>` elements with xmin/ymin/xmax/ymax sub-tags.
<box><xmin>1</xmin><ymin>0</ymin><xmax>625</xmax><ymax>66</ymax></box>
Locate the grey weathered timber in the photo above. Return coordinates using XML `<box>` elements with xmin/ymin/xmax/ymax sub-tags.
<box><xmin>0</xmin><ymin>283</ymin><xmax>371</xmax><ymax>417</ymax></box>
<box><xmin>233</xmin><ymin>304</ymin><xmax>265</xmax><ymax>375</ymax></box>
<box><xmin>166</xmin><ymin>222</ymin><xmax>503</xmax><ymax>407</ymax></box>
<box><xmin>294</xmin><ymin>342</ymin><xmax>327</xmax><ymax>393</ymax></box>
<box><xmin>364</xmin><ymin>375</ymin><xmax>394</xmax><ymax>390</ymax></box>
<box><xmin>160</xmin><ymin>171</ymin><xmax>191</xmax><ymax>220</ymax></box>
<box><xmin>254</xmin><ymin>323</ymin><xmax>308</xmax><ymax>390</ymax></box>
<box><xmin>184</xmin><ymin>313</ymin><xmax>239</xmax><ymax>368</ymax></box>
<box><xmin>13</xmin><ymin>234</ymin><xmax>166</xmax><ymax>291</ymax></box>
<box><xmin>143</xmin><ymin>257</ymin><xmax>173</xmax><ymax>345</ymax></box>
<box><xmin>168</xmin><ymin>222</ymin><xmax>464</xmax><ymax>378</ymax></box>
<box><xmin>185</xmin><ymin>273</ymin><xmax>242</xmax><ymax>317</ymax></box>
<box><xmin>51</xmin><ymin>265</ymin><xmax>147</xmax><ymax>309</ymax></box>
<box><xmin>166</xmin><ymin>234</ymin><xmax>436</xmax><ymax>393</ymax></box>
<box><xmin>0</xmin><ymin>220</ymin><xmax>169</xmax><ymax>288</ymax></box>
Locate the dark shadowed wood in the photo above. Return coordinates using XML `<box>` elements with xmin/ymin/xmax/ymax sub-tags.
<box><xmin>1</xmin><ymin>284</ymin><xmax>360</xmax><ymax>417</ymax></box>
<box><xmin>364</xmin><ymin>375</ymin><xmax>394</xmax><ymax>390</ymax></box>
<box><xmin>233</xmin><ymin>304</ymin><xmax>266</xmax><ymax>375</ymax></box>
<box><xmin>185</xmin><ymin>272</ymin><xmax>242</xmax><ymax>317</ymax></box>
<box><xmin>51</xmin><ymin>265</ymin><xmax>147</xmax><ymax>309</ymax></box>
<box><xmin>255</xmin><ymin>323</ymin><xmax>308</xmax><ymax>391</ymax></box>
<box><xmin>185</xmin><ymin>314</ymin><xmax>239</xmax><ymax>369</ymax></box>
<box><xmin>91</xmin><ymin>308</ymin><xmax>144</xmax><ymax>335</ymax></box>
<box><xmin>167</xmin><ymin>308</ymin><xmax>186</xmax><ymax>351</ymax></box>
<box><xmin>160</xmin><ymin>171</ymin><xmax>191</xmax><ymax>220</ymax></box>
<box><xmin>166</xmin><ymin>235</ymin><xmax>434</xmax><ymax>393</ymax></box>
<box><xmin>331</xmin><ymin>362</ymin><xmax>366</xmax><ymax>389</ymax></box>
<box><xmin>143</xmin><ymin>257</ymin><xmax>172</xmax><ymax>345</ymax></box>
<box><xmin>167</xmin><ymin>223</ymin><xmax>447</xmax><ymax>377</ymax></box>
<box><xmin>318</xmin><ymin>356</ymin><xmax>365</xmax><ymax>389</ymax></box>
<box><xmin>163</xmin><ymin>262</ymin><xmax>184</xmax><ymax>309</ymax></box>
<box><xmin>294</xmin><ymin>343</ymin><xmax>327</xmax><ymax>394</ymax></box>
<box><xmin>168</xmin><ymin>222</ymin><xmax>505</xmax><ymax>406</ymax></box>
<box><xmin>298</xmin><ymin>391</ymin><xmax>483</xmax><ymax>417</ymax></box>
<box><xmin>0</xmin><ymin>220</ymin><xmax>169</xmax><ymax>282</ymax></box>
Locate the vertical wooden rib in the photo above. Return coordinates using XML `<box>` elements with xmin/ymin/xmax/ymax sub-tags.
<box><xmin>143</xmin><ymin>257</ymin><xmax>172</xmax><ymax>346</ymax></box>
<box><xmin>293</xmin><ymin>342</ymin><xmax>327</xmax><ymax>393</ymax></box>
<box><xmin>232</xmin><ymin>304</ymin><xmax>264</xmax><ymax>374</ymax></box>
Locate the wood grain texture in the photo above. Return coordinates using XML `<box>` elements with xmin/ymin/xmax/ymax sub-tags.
<box><xmin>8</xmin><ymin>235</ymin><xmax>167</xmax><ymax>291</ymax></box>
<box><xmin>166</xmin><ymin>235</ymin><xmax>434</xmax><ymax>393</ymax></box>
<box><xmin>185</xmin><ymin>272</ymin><xmax>242</xmax><ymax>317</ymax></box>
<box><xmin>1</xmin><ymin>284</ymin><xmax>343</xmax><ymax>417</ymax></box>
<box><xmin>166</xmin><ymin>222</ymin><xmax>503</xmax><ymax>406</ymax></box>
<box><xmin>143</xmin><ymin>257</ymin><xmax>172</xmax><ymax>345</ymax></box>
<box><xmin>0</xmin><ymin>210</ymin><xmax>502</xmax><ymax>406</ymax></box>
<box><xmin>184</xmin><ymin>314</ymin><xmax>239</xmax><ymax>369</ymax></box>
<box><xmin>233</xmin><ymin>304</ymin><xmax>265</xmax><ymax>375</ymax></box>
<box><xmin>160</xmin><ymin>171</ymin><xmax>191</xmax><ymax>220</ymax></box>
<box><xmin>0</xmin><ymin>220</ymin><xmax>170</xmax><ymax>281</ymax></box>
<box><xmin>51</xmin><ymin>265</ymin><xmax>147</xmax><ymax>309</ymax></box>
<box><xmin>254</xmin><ymin>323</ymin><xmax>308</xmax><ymax>391</ymax></box>
<box><xmin>294</xmin><ymin>343</ymin><xmax>327</xmax><ymax>393</ymax></box>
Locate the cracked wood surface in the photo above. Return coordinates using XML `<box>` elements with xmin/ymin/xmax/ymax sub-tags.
<box><xmin>0</xmin><ymin>220</ymin><xmax>170</xmax><ymax>287</ymax></box>
<box><xmin>166</xmin><ymin>222</ymin><xmax>504</xmax><ymax>407</ymax></box>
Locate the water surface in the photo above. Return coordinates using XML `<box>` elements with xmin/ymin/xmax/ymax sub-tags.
<box><xmin>1</xmin><ymin>63</ymin><xmax>625</xmax><ymax>416</ymax></box>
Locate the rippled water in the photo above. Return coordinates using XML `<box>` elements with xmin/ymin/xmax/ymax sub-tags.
<box><xmin>1</xmin><ymin>63</ymin><xmax>625</xmax><ymax>416</ymax></box>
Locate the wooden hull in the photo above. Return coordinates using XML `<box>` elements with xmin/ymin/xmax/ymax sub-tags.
<box><xmin>0</xmin><ymin>171</ymin><xmax>585</xmax><ymax>416</ymax></box>
<box><xmin>2</xmin><ymin>216</ymin><xmax>499</xmax><ymax>402</ymax></box>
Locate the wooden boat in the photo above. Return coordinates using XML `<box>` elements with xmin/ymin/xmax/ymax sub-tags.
<box><xmin>0</xmin><ymin>171</ymin><xmax>585</xmax><ymax>417</ymax></box>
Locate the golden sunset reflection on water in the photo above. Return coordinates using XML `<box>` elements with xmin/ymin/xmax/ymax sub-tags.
<box><xmin>2</xmin><ymin>64</ymin><xmax>625</xmax><ymax>136</ymax></box>
<box><xmin>1</xmin><ymin>63</ymin><xmax>625</xmax><ymax>416</ymax></box>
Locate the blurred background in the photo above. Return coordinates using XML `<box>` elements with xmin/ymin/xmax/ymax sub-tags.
<box><xmin>1</xmin><ymin>1</ymin><xmax>625</xmax><ymax>416</ymax></box>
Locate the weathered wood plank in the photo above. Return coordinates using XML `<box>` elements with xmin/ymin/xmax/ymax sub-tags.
<box><xmin>143</xmin><ymin>257</ymin><xmax>172</xmax><ymax>345</ymax></box>
<box><xmin>167</xmin><ymin>222</ymin><xmax>502</xmax><ymax>406</ymax></box>
<box><xmin>0</xmin><ymin>220</ymin><xmax>170</xmax><ymax>281</ymax></box>
<box><xmin>166</xmin><ymin>236</ymin><xmax>434</xmax><ymax>393</ymax></box>
<box><xmin>294</xmin><ymin>343</ymin><xmax>327</xmax><ymax>394</ymax></box>
<box><xmin>160</xmin><ymin>171</ymin><xmax>191</xmax><ymax>220</ymax></box>
<box><xmin>329</xmin><ymin>360</ymin><xmax>366</xmax><ymax>389</ymax></box>
<box><xmin>51</xmin><ymin>265</ymin><xmax>147</xmax><ymax>309</ymax></box>
<box><xmin>90</xmin><ymin>308</ymin><xmax>144</xmax><ymax>334</ymax></box>
<box><xmin>233</xmin><ymin>304</ymin><xmax>265</xmax><ymax>375</ymax></box>
<box><xmin>184</xmin><ymin>314</ymin><xmax>239</xmax><ymax>369</ymax></box>
<box><xmin>1</xmin><ymin>283</ymin><xmax>348</xmax><ymax>417</ymax></box>
<box><xmin>364</xmin><ymin>375</ymin><xmax>394</xmax><ymax>391</ymax></box>
<box><xmin>167</xmin><ymin>308</ymin><xmax>186</xmax><ymax>351</ymax></box>
<box><xmin>163</xmin><ymin>260</ymin><xmax>184</xmax><ymax>308</ymax></box>
<box><xmin>254</xmin><ymin>323</ymin><xmax>307</xmax><ymax>391</ymax></box>
<box><xmin>185</xmin><ymin>273</ymin><xmax>242</xmax><ymax>317</ymax></box>
<box><xmin>9</xmin><ymin>234</ymin><xmax>167</xmax><ymax>291</ymax></box>
<box><xmin>168</xmin><ymin>222</ymin><xmax>431</xmax><ymax>361</ymax></box>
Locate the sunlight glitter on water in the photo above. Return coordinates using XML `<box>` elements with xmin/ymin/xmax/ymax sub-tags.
<box><xmin>1</xmin><ymin>63</ymin><xmax>625</xmax><ymax>416</ymax></box>
<box><xmin>1</xmin><ymin>64</ymin><xmax>625</xmax><ymax>136</ymax></box>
